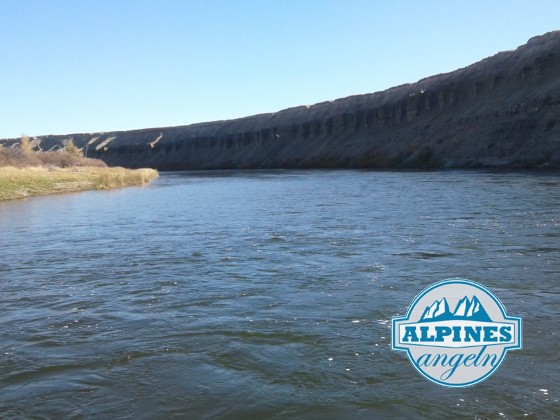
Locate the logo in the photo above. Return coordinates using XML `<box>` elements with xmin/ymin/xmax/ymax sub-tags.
<box><xmin>391</xmin><ymin>278</ymin><xmax>522</xmax><ymax>387</ymax></box>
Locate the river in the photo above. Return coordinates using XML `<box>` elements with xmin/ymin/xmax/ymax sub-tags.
<box><xmin>0</xmin><ymin>170</ymin><xmax>558</xmax><ymax>418</ymax></box>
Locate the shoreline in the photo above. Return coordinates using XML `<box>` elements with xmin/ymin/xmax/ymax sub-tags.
<box><xmin>0</xmin><ymin>166</ymin><xmax>159</xmax><ymax>201</ymax></box>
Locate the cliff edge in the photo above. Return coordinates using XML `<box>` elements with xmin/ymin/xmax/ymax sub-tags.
<box><xmin>3</xmin><ymin>31</ymin><xmax>560</xmax><ymax>170</ymax></box>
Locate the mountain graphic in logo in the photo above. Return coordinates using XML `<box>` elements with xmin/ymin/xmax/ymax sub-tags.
<box><xmin>419</xmin><ymin>296</ymin><xmax>492</xmax><ymax>322</ymax></box>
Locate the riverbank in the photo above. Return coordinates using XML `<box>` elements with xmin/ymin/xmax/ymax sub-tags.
<box><xmin>0</xmin><ymin>166</ymin><xmax>159</xmax><ymax>200</ymax></box>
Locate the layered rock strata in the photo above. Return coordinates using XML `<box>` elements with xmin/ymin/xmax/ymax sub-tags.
<box><xmin>3</xmin><ymin>31</ymin><xmax>560</xmax><ymax>170</ymax></box>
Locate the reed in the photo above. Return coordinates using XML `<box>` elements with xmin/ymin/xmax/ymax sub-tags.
<box><xmin>0</xmin><ymin>166</ymin><xmax>159</xmax><ymax>201</ymax></box>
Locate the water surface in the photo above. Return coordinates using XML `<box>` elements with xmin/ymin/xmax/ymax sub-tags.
<box><xmin>0</xmin><ymin>170</ymin><xmax>558</xmax><ymax>418</ymax></box>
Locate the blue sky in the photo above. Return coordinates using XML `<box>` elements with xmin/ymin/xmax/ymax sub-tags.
<box><xmin>0</xmin><ymin>0</ymin><xmax>558</xmax><ymax>139</ymax></box>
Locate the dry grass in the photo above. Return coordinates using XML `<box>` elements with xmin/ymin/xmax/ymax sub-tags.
<box><xmin>0</xmin><ymin>147</ymin><xmax>105</xmax><ymax>168</ymax></box>
<box><xmin>0</xmin><ymin>166</ymin><xmax>159</xmax><ymax>201</ymax></box>
<box><xmin>0</xmin><ymin>137</ymin><xmax>158</xmax><ymax>200</ymax></box>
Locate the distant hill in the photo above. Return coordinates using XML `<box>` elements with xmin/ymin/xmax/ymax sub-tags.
<box><xmin>2</xmin><ymin>31</ymin><xmax>560</xmax><ymax>170</ymax></box>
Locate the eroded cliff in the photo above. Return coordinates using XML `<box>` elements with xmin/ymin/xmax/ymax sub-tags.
<box><xmin>3</xmin><ymin>31</ymin><xmax>560</xmax><ymax>170</ymax></box>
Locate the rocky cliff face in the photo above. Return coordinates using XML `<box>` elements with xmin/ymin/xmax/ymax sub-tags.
<box><xmin>3</xmin><ymin>31</ymin><xmax>560</xmax><ymax>170</ymax></box>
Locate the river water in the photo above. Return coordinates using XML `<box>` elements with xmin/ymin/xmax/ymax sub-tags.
<box><xmin>0</xmin><ymin>170</ymin><xmax>558</xmax><ymax>418</ymax></box>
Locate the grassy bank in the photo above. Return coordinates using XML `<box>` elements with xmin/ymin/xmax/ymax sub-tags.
<box><xmin>0</xmin><ymin>166</ymin><xmax>159</xmax><ymax>201</ymax></box>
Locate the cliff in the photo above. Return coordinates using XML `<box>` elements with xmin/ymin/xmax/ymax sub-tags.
<box><xmin>3</xmin><ymin>31</ymin><xmax>560</xmax><ymax>170</ymax></box>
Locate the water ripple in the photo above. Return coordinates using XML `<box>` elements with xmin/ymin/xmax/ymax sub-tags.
<box><xmin>1</xmin><ymin>170</ymin><xmax>559</xmax><ymax>418</ymax></box>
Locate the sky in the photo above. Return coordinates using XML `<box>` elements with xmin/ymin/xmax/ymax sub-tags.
<box><xmin>0</xmin><ymin>0</ymin><xmax>558</xmax><ymax>139</ymax></box>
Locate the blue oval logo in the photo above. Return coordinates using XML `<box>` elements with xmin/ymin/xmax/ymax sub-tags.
<box><xmin>392</xmin><ymin>278</ymin><xmax>522</xmax><ymax>387</ymax></box>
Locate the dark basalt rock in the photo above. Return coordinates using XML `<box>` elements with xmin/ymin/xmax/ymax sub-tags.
<box><xmin>3</xmin><ymin>31</ymin><xmax>560</xmax><ymax>170</ymax></box>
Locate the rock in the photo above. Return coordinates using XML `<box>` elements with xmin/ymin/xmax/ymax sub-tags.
<box><xmin>3</xmin><ymin>31</ymin><xmax>560</xmax><ymax>170</ymax></box>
